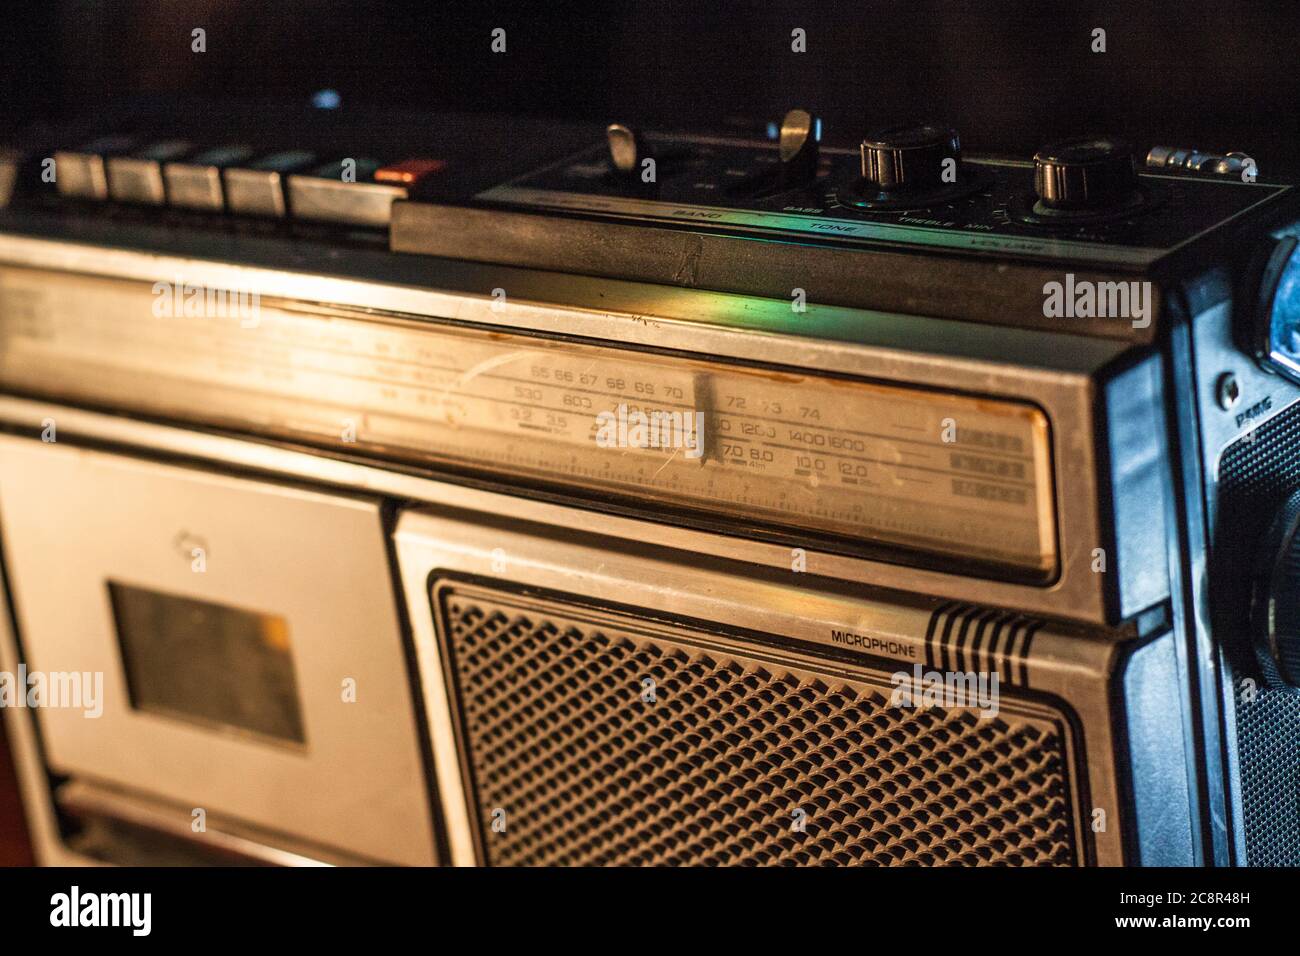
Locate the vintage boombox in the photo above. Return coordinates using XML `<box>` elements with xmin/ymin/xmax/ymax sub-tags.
<box><xmin>0</xmin><ymin>105</ymin><xmax>1298</xmax><ymax>866</ymax></box>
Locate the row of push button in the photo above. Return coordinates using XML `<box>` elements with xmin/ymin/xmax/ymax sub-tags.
<box><xmin>48</xmin><ymin>137</ymin><xmax>446</xmax><ymax>227</ymax></box>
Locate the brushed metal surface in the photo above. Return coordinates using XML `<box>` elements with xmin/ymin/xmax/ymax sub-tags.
<box><xmin>394</xmin><ymin>507</ymin><xmax>1126</xmax><ymax>866</ymax></box>
<box><xmin>0</xmin><ymin>437</ymin><xmax>437</xmax><ymax>866</ymax></box>
<box><xmin>0</xmin><ymin>233</ymin><xmax>1133</xmax><ymax>623</ymax></box>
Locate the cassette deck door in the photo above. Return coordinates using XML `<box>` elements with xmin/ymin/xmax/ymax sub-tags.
<box><xmin>0</xmin><ymin>437</ymin><xmax>436</xmax><ymax>866</ymax></box>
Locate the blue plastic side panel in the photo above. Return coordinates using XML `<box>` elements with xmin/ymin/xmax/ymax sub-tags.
<box><xmin>1121</xmin><ymin>629</ymin><xmax>1196</xmax><ymax>866</ymax></box>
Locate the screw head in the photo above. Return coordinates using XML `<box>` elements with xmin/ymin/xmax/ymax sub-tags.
<box><xmin>1217</xmin><ymin>372</ymin><xmax>1241</xmax><ymax>411</ymax></box>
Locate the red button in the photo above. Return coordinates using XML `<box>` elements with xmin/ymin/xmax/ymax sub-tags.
<box><xmin>374</xmin><ymin>158</ymin><xmax>447</xmax><ymax>187</ymax></box>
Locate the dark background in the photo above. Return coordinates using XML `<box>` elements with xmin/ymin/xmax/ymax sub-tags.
<box><xmin>1</xmin><ymin>0</ymin><xmax>1298</xmax><ymax>173</ymax></box>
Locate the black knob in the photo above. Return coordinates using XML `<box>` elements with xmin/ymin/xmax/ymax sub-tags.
<box><xmin>778</xmin><ymin>109</ymin><xmax>820</xmax><ymax>188</ymax></box>
<box><xmin>859</xmin><ymin>123</ymin><xmax>961</xmax><ymax>192</ymax></box>
<box><xmin>1034</xmin><ymin>137</ymin><xmax>1138</xmax><ymax>209</ymax></box>
<box><xmin>1251</xmin><ymin>489</ymin><xmax>1300</xmax><ymax>686</ymax></box>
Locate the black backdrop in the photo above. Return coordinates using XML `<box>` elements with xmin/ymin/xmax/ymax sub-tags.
<box><xmin>2</xmin><ymin>0</ymin><xmax>1298</xmax><ymax>176</ymax></box>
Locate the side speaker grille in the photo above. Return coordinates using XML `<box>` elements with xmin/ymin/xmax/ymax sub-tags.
<box><xmin>1218</xmin><ymin>398</ymin><xmax>1300</xmax><ymax>866</ymax></box>
<box><xmin>437</xmin><ymin>584</ymin><xmax>1078</xmax><ymax>867</ymax></box>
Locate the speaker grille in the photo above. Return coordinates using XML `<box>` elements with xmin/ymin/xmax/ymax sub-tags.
<box><xmin>1218</xmin><ymin>398</ymin><xmax>1300</xmax><ymax>866</ymax></box>
<box><xmin>437</xmin><ymin>583</ymin><xmax>1078</xmax><ymax>866</ymax></box>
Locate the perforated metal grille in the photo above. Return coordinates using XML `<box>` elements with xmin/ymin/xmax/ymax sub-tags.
<box><xmin>438</xmin><ymin>585</ymin><xmax>1077</xmax><ymax>866</ymax></box>
<box><xmin>1231</xmin><ymin>687</ymin><xmax>1300</xmax><ymax>866</ymax></box>
<box><xmin>1219</xmin><ymin>399</ymin><xmax>1300</xmax><ymax>866</ymax></box>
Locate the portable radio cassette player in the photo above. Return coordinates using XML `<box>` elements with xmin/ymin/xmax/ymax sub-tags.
<box><xmin>1</xmin><ymin>104</ymin><xmax>1298</xmax><ymax>867</ymax></box>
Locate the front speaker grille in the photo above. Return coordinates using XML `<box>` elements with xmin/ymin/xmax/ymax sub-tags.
<box><xmin>436</xmin><ymin>583</ymin><xmax>1078</xmax><ymax>866</ymax></box>
<box><xmin>1217</xmin><ymin>398</ymin><xmax>1300</xmax><ymax>866</ymax></box>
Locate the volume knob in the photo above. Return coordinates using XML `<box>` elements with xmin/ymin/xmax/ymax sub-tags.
<box><xmin>859</xmin><ymin>123</ymin><xmax>961</xmax><ymax>193</ymax></box>
<box><xmin>1034</xmin><ymin>136</ymin><xmax>1138</xmax><ymax>209</ymax></box>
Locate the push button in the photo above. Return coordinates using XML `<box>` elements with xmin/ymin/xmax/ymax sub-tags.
<box><xmin>108</xmin><ymin>140</ymin><xmax>194</xmax><ymax>204</ymax></box>
<box><xmin>288</xmin><ymin>158</ymin><xmax>407</xmax><ymax>227</ymax></box>
<box><xmin>164</xmin><ymin>145</ymin><xmax>255</xmax><ymax>211</ymax></box>
<box><xmin>54</xmin><ymin>135</ymin><xmax>135</xmax><ymax>200</ymax></box>
<box><xmin>0</xmin><ymin>143</ymin><xmax>61</xmax><ymax>207</ymax></box>
<box><xmin>0</xmin><ymin>149</ymin><xmax>21</xmax><ymax>207</ymax></box>
<box><xmin>223</xmin><ymin>150</ymin><xmax>317</xmax><ymax>217</ymax></box>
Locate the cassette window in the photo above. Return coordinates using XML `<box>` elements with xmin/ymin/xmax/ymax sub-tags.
<box><xmin>109</xmin><ymin>582</ymin><xmax>306</xmax><ymax>746</ymax></box>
